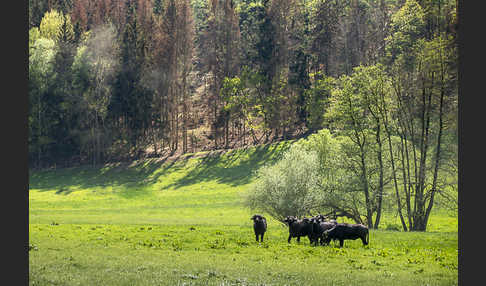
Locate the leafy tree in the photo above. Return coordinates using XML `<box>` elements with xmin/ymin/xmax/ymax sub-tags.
<box><xmin>304</xmin><ymin>72</ymin><xmax>335</xmax><ymax>132</ymax></box>
<box><xmin>245</xmin><ymin>143</ymin><xmax>322</xmax><ymax>221</ymax></box>
<box><xmin>246</xmin><ymin>128</ymin><xmax>375</xmax><ymax>225</ymax></box>
<box><xmin>39</xmin><ymin>9</ymin><xmax>68</xmax><ymax>40</ymax></box>
<box><xmin>220</xmin><ymin>67</ymin><xmax>273</xmax><ymax>145</ymax></box>
<box><xmin>383</xmin><ymin>0</ymin><xmax>458</xmax><ymax>231</ymax></box>
<box><xmin>325</xmin><ymin>66</ymin><xmax>388</xmax><ymax>228</ymax></box>
<box><xmin>29</xmin><ymin>27</ymin><xmax>42</xmax><ymax>49</ymax></box>
<box><xmin>72</xmin><ymin>24</ymin><xmax>120</xmax><ymax>165</ymax></box>
<box><xmin>308</xmin><ymin>0</ymin><xmax>343</xmax><ymax>77</ymax></box>
<box><xmin>384</xmin><ymin>0</ymin><xmax>425</xmax><ymax>67</ymax></box>
<box><xmin>29</xmin><ymin>9</ymin><xmax>77</xmax><ymax>166</ymax></box>
<box><xmin>29</xmin><ymin>37</ymin><xmax>57</xmax><ymax>167</ymax></box>
<box><xmin>202</xmin><ymin>0</ymin><xmax>241</xmax><ymax>148</ymax></box>
<box><xmin>110</xmin><ymin>0</ymin><xmax>154</xmax><ymax>155</ymax></box>
<box><xmin>221</xmin><ymin>76</ymin><xmax>247</xmax><ymax>145</ymax></box>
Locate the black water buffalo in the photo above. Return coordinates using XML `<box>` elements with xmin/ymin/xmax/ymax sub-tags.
<box><xmin>311</xmin><ymin>214</ymin><xmax>337</xmax><ymax>224</ymax></box>
<box><xmin>251</xmin><ymin>214</ymin><xmax>267</xmax><ymax>242</ymax></box>
<box><xmin>322</xmin><ymin>223</ymin><xmax>369</xmax><ymax>247</ymax></box>
<box><xmin>310</xmin><ymin>218</ymin><xmax>337</xmax><ymax>246</ymax></box>
<box><xmin>283</xmin><ymin>216</ymin><xmax>313</xmax><ymax>244</ymax></box>
<box><xmin>311</xmin><ymin>214</ymin><xmax>328</xmax><ymax>222</ymax></box>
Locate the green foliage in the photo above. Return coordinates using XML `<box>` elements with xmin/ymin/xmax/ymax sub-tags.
<box><xmin>245</xmin><ymin>143</ymin><xmax>322</xmax><ymax>221</ymax></box>
<box><xmin>389</xmin><ymin>0</ymin><xmax>425</xmax><ymax>37</ymax></box>
<box><xmin>29</xmin><ymin>38</ymin><xmax>57</xmax><ymax>91</ymax></box>
<box><xmin>29</xmin><ymin>8</ymin><xmax>79</xmax><ymax>165</ymax></box>
<box><xmin>82</xmin><ymin>24</ymin><xmax>119</xmax><ymax>118</ymax></box>
<box><xmin>293</xmin><ymin>130</ymin><xmax>368</xmax><ymax>220</ymax></box>
<box><xmin>238</xmin><ymin>0</ymin><xmax>266</xmax><ymax>72</ymax></box>
<box><xmin>39</xmin><ymin>9</ymin><xmax>74</xmax><ymax>42</ymax></box>
<box><xmin>304</xmin><ymin>73</ymin><xmax>335</xmax><ymax>131</ymax></box>
<box><xmin>221</xmin><ymin>76</ymin><xmax>246</xmax><ymax>115</ymax></box>
<box><xmin>29</xmin><ymin>27</ymin><xmax>41</xmax><ymax>49</ymax></box>
<box><xmin>67</xmin><ymin>24</ymin><xmax>120</xmax><ymax>165</ymax></box>
<box><xmin>28</xmin><ymin>145</ymin><xmax>457</xmax><ymax>285</ymax></box>
<box><xmin>27</xmin><ymin>1</ymin><xmax>457</xmax><ymax>219</ymax></box>
<box><xmin>220</xmin><ymin>67</ymin><xmax>275</xmax><ymax>135</ymax></box>
<box><xmin>385</xmin><ymin>0</ymin><xmax>425</xmax><ymax>67</ymax></box>
<box><xmin>29</xmin><ymin>37</ymin><xmax>58</xmax><ymax>158</ymax></box>
<box><xmin>71</xmin><ymin>45</ymin><xmax>90</xmax><ymax>93</ymax></box>
<box><xmin>296</xmin><ymin>128</ymin><xmax>339</xmax><ymax>176</ymax></box>
<box><xmin>325</xmin><ymin>70</ymin><xmax>373</xmax><ymax>141</ymax></box>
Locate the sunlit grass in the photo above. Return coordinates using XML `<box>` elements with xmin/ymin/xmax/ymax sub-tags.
<box><xmin>29</xmin><ymin>141</ymin><xmax>457</xmax><ymax>285</ymax></box>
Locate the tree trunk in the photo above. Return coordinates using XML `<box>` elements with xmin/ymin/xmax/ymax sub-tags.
<box><xmin>175</xmin><ymin>97</ymin><xmax>179</xmax><ymax>152</ymax></box>
<box><xmin>182</xmin><ymin>70</ymin><xmax>188</xmax><ymax>154</ymax></box>
<box><xmin>385</xmin><ymin>122</ymin><xmax>408</xmax><ymax>231</ymax></box>
<box><xmin>225</xmin><ymin>114</ymin><xmax>229</xmax><ymax>149</ymax></box>
<box><xmin>359</xmin><ymin>143</ymin><xmax>373</xmax><ymax>229</ymax></box>
<box><xmin>37</xmin><ymin>94</ymin><xmax>42</xmax><ymax>168</ymax></box>
<box><xmin>243</xmin><ymin>119</ymin><xmax>246</xmax><ymax>146</ymax></box>
<box><xmin>424</xmin><ymin>73</ymin><xmax>445</xmax><ymax>229</ymax></box>
<box><xmin>152</xmin><ymin>124</ymin><xmax>158</xmax><ymax>156</ymax></box>
<box><xmin>413</xmin><ymin>72</ymin><xmax>434</xmax><ymax>231</ymax></box>
<box><xmin>399</xmin><ymin>133</ymin><xmax>413</xmax><ymax>230</ymax></box>
<box><xmin>373</xmin><ymin>122</ymin><xmax>384</xmax><ymax>229</ymax></box>
<box><xmin>381</xmin><ymin>91</ymin><xmax>408</xmax><ymax>231</ymax></box>
<box><xmin>394</xmin><ymin>77</ymin><xmax>417</xmax><ymax>230</ymax></box>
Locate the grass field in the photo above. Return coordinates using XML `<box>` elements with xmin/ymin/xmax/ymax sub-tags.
<box><xmin>29</xmin><ymin>142</ymin><xmax>458</xmax><ymax>285</ymax></box>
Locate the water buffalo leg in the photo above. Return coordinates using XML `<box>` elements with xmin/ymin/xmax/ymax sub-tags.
<box><xmin>361</xmin><ymin>236</ymin><xmax>366</xmax><ymax>245</ymax></box>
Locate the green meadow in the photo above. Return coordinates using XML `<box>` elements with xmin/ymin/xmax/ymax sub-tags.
<box><xmin>29</xmin><ymin>142</ymin><xmax>458</xmax><ymax>285</ymax></box>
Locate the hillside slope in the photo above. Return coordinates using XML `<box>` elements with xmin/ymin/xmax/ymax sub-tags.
<box><xmin>29</xmin><ymin>141</ymin><xmax>293</xmax><ymax>226</ymax></box>
<box><xmin>29</xmin><ymin>140</ymin><xmax>457</xmax><ymax>286</ymax></box>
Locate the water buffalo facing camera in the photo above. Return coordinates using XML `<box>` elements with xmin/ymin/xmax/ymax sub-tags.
<box><xmin>251</xmin><ymin>214</ymin><xmax>267</xmax><ymax>242</ymax></box>
<box><xmin>283</xmin><ymin>216</ymin><xmax>313</xmax><ymax>244</ymax></box>
<box><xmin>322</xmin><ymin>223</ymin><xmax>369</xmax><ymax>247</ymax></box>
<box><xmin>311</xmin><ymin>214</ymin><xmax>327</xmax><ymax>222</ymax></box>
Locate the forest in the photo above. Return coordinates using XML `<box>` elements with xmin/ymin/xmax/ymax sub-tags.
<box><xmin>29</xmin><ymin>0</ymin><xmax>458</xmax><ymax>232</ymax></box>
<box><xmin>29</xmin><ymin>0</ymin><xmax>458</xmax><ymax>165</ymax></box>
<box><xmin>28</xmin><ymin>2</ymin><xmax>459</xmax><ymax>284</ymax></box>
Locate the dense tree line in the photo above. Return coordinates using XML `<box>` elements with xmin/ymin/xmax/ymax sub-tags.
<box><xmin>241</xmin><ymin>0</ymin><xmax>457</xmax><ymax>231</ymax></box>
<box><xmin>29</xmin><ymin>0</ymin><xmax>458</xmax><ymax>230</ymax></box>
<box><xmin>29</xmin><ymin>0</ymin><xmax>457</xmax><ymax>165</ymax></box>
<box><xmin>29</xmin><ymin>0</ymin><xmax>457</xmax><ymax>227</ymax></box>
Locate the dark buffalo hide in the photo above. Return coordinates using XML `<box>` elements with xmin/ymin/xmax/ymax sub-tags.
<box><xmin>322</xmin><ymin>223</ymin><xmax>369</xmax><ymax>247</ymax></box>
<box><xmin>251</xmin><ymin>214</ymin><xmax>267</xmax><ymax>242</ymax></box>
<box><xmin>283</xmin><ymin>216</ymin><xmax>314</xmax><ymax>244</ymax></box>
<box><xmin>310</xmin><ymin>218</ymin><xmax>337</xmax><ymax>246</ymax></box>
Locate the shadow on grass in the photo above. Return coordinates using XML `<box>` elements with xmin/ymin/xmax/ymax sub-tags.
<box><xmin>29</xmin><ymin>141</ymin><xmax>294</xmax><ymax>196</ymax></box>
<box><xmin>29</xmin><ymin>157</ymin><xmax>173</xmax><ymax>194</ymax></box>
<box><xmin>165</xmin><ymin>141</ymin><xmax>293</xmax><ymax>190</ymax></box>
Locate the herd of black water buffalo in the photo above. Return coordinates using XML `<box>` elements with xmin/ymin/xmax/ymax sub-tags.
<box><xmin>251</xmin><ymin>214</ymin><xmax>369</xmax><ymax>248</ymax></box>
